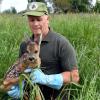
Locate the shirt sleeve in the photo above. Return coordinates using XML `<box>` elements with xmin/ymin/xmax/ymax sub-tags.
<box><xmin>58</xmin><ymin>37</ymin><xmax>78</xmax><ymax>71</ymax></box>
<box><xmin>19</xmin><ymin>41</ymin><xmax>27</xmax><ymax>58</ymax></box>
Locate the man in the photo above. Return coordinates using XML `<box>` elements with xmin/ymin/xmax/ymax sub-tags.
<box><xmin>7</xmin><ymin>2</ymin><xmax>79</xmax><ymax>100</ymax></box>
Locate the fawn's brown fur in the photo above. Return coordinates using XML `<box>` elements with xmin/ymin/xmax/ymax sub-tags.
<box><xmin>0</xmin><ymin>35</ymin><xmax>41</xmax><ymax>92</ymax></box>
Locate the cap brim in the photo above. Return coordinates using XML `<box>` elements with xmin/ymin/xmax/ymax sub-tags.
<box><xmin>23</xmin><ymin>11</ymin><xmax>45</xmax><ymax>16</ymax></box>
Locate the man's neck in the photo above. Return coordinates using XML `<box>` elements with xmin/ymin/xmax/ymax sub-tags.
<box><xmin>42</xmin><ymin>27</ymin><xmax>50</xmax><ymax>39</ymax></box>
<box><xmin>34</xmin><ymin>28</ymin><xmax>49</xmax><ymax>39</ymax></box>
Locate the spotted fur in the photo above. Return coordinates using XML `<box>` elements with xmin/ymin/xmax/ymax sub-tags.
<box><xmin>0</xmin><ymin>35</ymin><xmax>41</xmax><ymax>92</ymax></box>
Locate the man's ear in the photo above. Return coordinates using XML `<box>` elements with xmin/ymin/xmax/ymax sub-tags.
<box><xmin>46</xmin><ymin>16</ymin><xmax>50</xmax><ymax>24</ymax></box>
<box><xmin>44</xmin><ymin>15</ymin><xmax>49</xmax><ymax>20</ymax></box>
<box><xmin>47</xmin><ymin>16</ymin><xmax>50</xmax><ymax>21</ymax></box>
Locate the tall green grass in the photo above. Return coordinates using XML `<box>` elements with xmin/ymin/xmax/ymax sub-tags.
<box><xmin>0</xmin><ymin>13</ymin><xmax>100</xmax><ymax>100</ymax></box>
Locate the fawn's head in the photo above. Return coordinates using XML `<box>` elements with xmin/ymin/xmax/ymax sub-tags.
<box><xmin>21</xmin><ymin>34</ymin><xmax>42</xmax><ymax>68</ymax></box>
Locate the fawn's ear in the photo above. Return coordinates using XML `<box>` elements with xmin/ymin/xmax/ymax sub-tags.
<box><xmin>23</xmin><ymin>33</ymin><xmax>32</xmax><ymax>44</ymax></box>
<box><xmin>34</xmin><ymin>34</ymin><xmax>42</xmax><ymax>45</ymax></box>
<box><xmin>38</xmin><ymin>33</ymin><xmax>42</xmax><ymax>45</ymax></box>
<box><xmin>24</xmin><ymin>33</ymin><xmax>30</xmax><ymax>41</ymax></box>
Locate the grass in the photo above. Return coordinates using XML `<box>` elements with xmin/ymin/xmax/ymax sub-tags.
<box><xmin>0</xmin><ymin>13</ymin><xmax>100</xmax><ymax>100</ymax></box>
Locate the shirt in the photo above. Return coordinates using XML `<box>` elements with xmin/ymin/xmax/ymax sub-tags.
<box><xmin>19</xmin><ymin>29</ymin><xmax>78</xmax><ymax>99</ymax></box>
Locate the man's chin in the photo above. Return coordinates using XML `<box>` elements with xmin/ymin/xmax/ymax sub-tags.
<box><xmin>33</xmin><ymin>30</ymin><xmax>42</xmax><ymax>34</ymax></box>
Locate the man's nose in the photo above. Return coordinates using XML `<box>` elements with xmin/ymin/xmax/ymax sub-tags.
<box><xmin>33</xmin><ymin>20</ymin><xmax>39</xmax><ymax>25</ymax></box>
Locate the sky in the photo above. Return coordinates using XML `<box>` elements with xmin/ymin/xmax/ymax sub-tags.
<box><xmin>1</xmin><ymin>0</ymin><xmax>28</xmax><ymax>12</ymax></box>
<box><xmin>90</xmin><ymin>0</ymin><xmax>96</xmax><ymax>6</ymax></box>
<box><xmin>0</xmin><ymin>0</ymin><xmax>97</xmax><ymax>13</ymax></box>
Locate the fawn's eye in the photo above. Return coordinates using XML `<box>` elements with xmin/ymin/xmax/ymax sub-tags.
<box><xmin>34</xmin><ymin>50</ymin><xmax>38</xmax><ymax>53</ymax></box>
<box><xmin>26</xmin><ymin>50</ymin><xmax>29</xmax><ymax>53</ymax></box>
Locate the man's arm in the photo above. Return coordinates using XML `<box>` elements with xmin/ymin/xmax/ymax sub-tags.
<box><xmin>30</xmin><ymin>68</ymin><xmax>79</xmax><ymax>90</ymax></box>
<box><xmin>58</xmin><ymin>37</ymin><xmax>79</xmax><ymax>84</ymax></box>
<box><xmin>71</xmin><ymin>69</ymin><xmax>79</xmax><ymax>83</ymax></box>
<box><xmin>62</xmin><ymin>69</ymin><xmax>79</xmax><ymax>84</ymax></box>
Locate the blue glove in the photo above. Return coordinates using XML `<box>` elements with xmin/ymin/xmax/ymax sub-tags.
<box><xmin>7</xmin><ymin>81</ymin><xmax>24</xmax><ymax>99</ymax></box>
<box><xmin>7</xmin><ymin>67</ymin><xmax>32</xmax><ymax>98</ymax></box>
<box><xmin>30</xmin><ymin>69</ymin><xmax>63</xmax><ymax>90</ymax></box>
<box><xmin>24</xmin><ymin>67</ymin><xmax>32</xmax><ymax>73</ymax></box>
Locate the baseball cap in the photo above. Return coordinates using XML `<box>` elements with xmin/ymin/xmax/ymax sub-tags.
<box><xmin>24</xmin><ymin>2</ymin><xmax>48</xmax><ymax>16</ymax></box>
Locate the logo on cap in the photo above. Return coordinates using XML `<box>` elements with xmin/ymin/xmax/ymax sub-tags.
<box><xmin>28</xmin><ymin>2</ymin><xmax>38</xmax><ymax>10</ymax></box>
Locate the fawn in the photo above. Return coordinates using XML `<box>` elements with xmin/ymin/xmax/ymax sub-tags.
<box><xmin>0</xmin><ymin>34</ymin><xmax>42</xmax><ymax>92</ymax></box>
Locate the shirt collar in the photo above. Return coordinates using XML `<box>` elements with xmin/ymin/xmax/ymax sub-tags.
<box><xmin>31</xmin><ymin>28</ymin><xmax>53</xmax><ymax>43</ymax></box>
<box><xmin>42</xmin><ymin>29</ymin><xmax>53</xmax><ymax>42</ymax></box>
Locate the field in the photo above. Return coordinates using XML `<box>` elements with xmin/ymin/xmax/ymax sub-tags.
<box><xmin>0</xmin><ymin>13</ymin><xmax>100</xmax><ymax>100</ymax></box>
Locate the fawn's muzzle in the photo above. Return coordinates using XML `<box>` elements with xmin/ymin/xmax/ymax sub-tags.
<box><xmin>29</xmin><ymin>57</ymin><xmax>35</xmax><ymax>61</ymax></box>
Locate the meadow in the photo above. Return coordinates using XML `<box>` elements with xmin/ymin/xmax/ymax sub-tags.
<box><xmin>0</xmin><ymin>13</ymin><xmax>100</xmax><ymax>100</ymax></box>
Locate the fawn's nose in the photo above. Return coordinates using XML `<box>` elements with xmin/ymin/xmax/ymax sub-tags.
<box><xmin>29</xmin><ymin>57</ymin><xmax>35</xmax><ymax>61</ymax></box>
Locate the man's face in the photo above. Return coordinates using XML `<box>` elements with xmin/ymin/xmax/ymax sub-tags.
<box><xmin>28</xmin><ymin>15</ymin><xmax>49</xmax><ymax>35</ymax></box>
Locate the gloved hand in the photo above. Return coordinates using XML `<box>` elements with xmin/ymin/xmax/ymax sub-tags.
<box><xmin>24</xmin><ymin>67</ymin><xmax>32</xmax><ymax>73</ymax></box>
<box><xmin>7</xmin><ymin>67</ymin><xmax>32</xmax><ymax>98</ymax></box>
<box><xmin>7</xmin><ymin>81</ymin><xmax>24</xmax><ymax>99</ymax></box>
<box><xmin>30</xmin><ymin>69</ymin><xmax>63</xmax><ymax>90</ymax></box>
